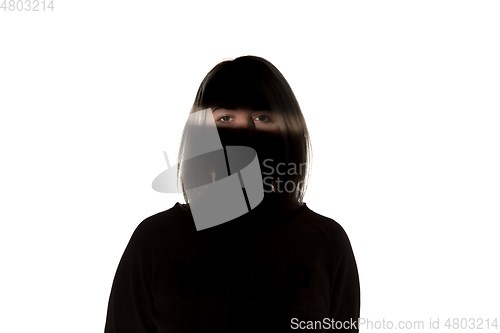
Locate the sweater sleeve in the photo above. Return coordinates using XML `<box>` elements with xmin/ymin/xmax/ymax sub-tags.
<box><xmin>104</xmin><ymin>220</ymin><xmax>157</xmax><ymax>333</ymax></box>
<box><xmin>329</xmin><ymin>222</ymin><xmax>360</xmax><ymax>332</ymax></box>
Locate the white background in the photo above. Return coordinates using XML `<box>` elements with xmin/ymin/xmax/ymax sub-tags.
<box><xmin>1</xmin><ymin>1</ymin><xmax>499</xmax><ymax>332</ymax></box>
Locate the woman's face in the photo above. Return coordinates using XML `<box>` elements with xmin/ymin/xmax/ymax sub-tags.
<box><xmin>207</xmin><ymin>102</ymin><xmax>286</xmax><ymax>198</ymax></box>
<box><xmin>209</xmin><ymin>103</ymin><xmax>279</xmax><ymax>133</ymax></box>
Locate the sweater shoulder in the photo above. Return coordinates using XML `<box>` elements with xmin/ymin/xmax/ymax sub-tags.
<box><xmin>130</xmin><ymin>203</ymin><xmax>192</xmax><ymax>242</ymax></box>
<box><xmin>305</xmin><ymin>208</ymin><xmax>354</xmax><ymax>254</ymax></box>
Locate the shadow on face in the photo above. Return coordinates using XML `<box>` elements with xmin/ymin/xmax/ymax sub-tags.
<box><xmin>209</xmin><ymin>103</ymin><xmax>280</xmax><ymax>134</ymax></box>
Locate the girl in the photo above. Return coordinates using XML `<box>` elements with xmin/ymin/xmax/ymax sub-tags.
<box><xmin>105</xmin><ymin>56</ymin><xmax>360</xmax><ymax>332</ymax></box>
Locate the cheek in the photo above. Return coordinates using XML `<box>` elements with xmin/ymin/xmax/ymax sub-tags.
<box><xmin>256</xmin><ymin>123</ymin><xmax>280</xmax><ymax>133</ymax></box>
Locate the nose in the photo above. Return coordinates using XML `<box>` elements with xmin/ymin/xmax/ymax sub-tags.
<box><xmin>217</xmin><ymin>117</ymin><xmax>256</xmax><ymax>147</ymax></box>
<box><xmin>234</xmin><ymin>116</ymin><xmax>256</xmax><ymax>133</ymax></box>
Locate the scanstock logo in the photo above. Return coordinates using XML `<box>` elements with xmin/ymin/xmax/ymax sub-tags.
<box><xmin>152</xmin><ymin>108</ymin><xmax>264</xmax><ymax>231</ymax></box>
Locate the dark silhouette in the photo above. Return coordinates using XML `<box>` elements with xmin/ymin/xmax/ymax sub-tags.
<box><xmin>104</xmin><ymin>56</ymin><xmax>360</xmax><ymax>332</ymax></box>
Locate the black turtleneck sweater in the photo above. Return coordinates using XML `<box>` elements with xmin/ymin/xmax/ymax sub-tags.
<box><xmin>104</xmin><ymin>202</ymin><xmax>360</xmax><ymax>332</ymax></box>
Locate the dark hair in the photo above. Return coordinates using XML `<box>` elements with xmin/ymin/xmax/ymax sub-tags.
<box><xmin>178</xmin><ymin>55</ymin><xmax>312</xmax><ymax>206</ymax></box>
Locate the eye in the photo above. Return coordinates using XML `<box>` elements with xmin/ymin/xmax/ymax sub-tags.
<box><xmin>217</xmin><ymin>115</ymin><xmax>233</xmax><ymax>123</ymax></box>
<box><xmin>254</xmin><ymin>115</ymin><xmax>272</xmax><ymax>123</ymax></box>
